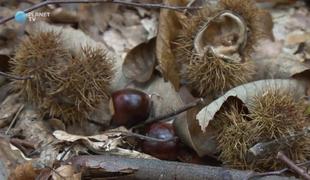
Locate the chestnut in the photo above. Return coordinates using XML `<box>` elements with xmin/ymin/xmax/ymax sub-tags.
<box><xmin>110</xmin><ymin>88</ymin><xmax>151</xmax><ymax>127</ymax></box>
<box><xmin>142</xmin><ymin>122</ymin><xmax>179</xmax><ymax>160</ymax></box>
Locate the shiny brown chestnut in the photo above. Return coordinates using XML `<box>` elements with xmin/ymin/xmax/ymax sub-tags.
<box><xmin>142</xmin><ymin>122</ymin><xmax>179</xmax><ymax>160</ymax></box>
<box><xmin>110</xmin><ymin>88</ymin><xmax>151</xmax><ymax>127</ymax></box>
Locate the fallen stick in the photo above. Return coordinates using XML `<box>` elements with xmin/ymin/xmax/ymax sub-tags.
<box><xmin>277</xmin><ymin>151</ymin><xmax>310</xmax><ymax>180</ymax></box>
<box><xmin>67</xmin><ymin>155</ymin><xmax>296</xmax><ymax>180</ymax></box>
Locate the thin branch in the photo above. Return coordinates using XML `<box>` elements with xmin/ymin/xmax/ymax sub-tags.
<box><xmin>248</xmin><ymin>127</ymin><xmax>310</xmax><ymax>158</ymax></box>
<box><xmin>59</xmin><ymin>143</ymin><xmax>75</xmax><ymax>161</ymax></box>
<box><xmin>246</xmin><ymin>160</ymin><xmax>310</xmax><ymax>180</ymax></box>
<box><xmin>5</xmin><ymin>105</ymin><xmax>24</xmax><ymax>135</ymax></box>
<box><xmin>27</xmin><ymin>140</ymin><xmax>55</xmax><ymax>157</ymax></box>
<box><xmin>0</xmin><ymin>71</ymin><xmax>33</xmax><ymax>80</ymax></box>
<box><xmin>277</xmin><ymin>151</ymin><xmax>310</xmax><ymax>180</ymax></box>
<box><xmin>0</xmin><ymin>0</ymin><xmax>201</xmax><ymax>25</ymax></box>
<box><xmin>106</xmin><ymin>130</ymin><xmax>177</xmax><ymax>142</ymax></box>
<box><xmin>39</xmin><ymin>162</ymin><xmax>65</xmax><ymax>180</ymax></box>
<box><xmin>132</xmin><ymin>98</ymin><xmax>204</xmax><ymax>129</ymax></box>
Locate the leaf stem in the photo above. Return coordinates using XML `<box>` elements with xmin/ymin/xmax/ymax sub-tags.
<box><xmin>132</xmin><ymin>98</ymin><xmax>204</xmax><ymax>129</ymax></box>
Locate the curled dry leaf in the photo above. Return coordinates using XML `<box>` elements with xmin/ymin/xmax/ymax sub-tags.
<box><xmin>174</xmin><ymin>106</ymin><xmax>218</xmax><ymax>157</ymax></box>
<box><xmin>53</xmin><ymin>130</ymin><xmax>122</xmax><ymax>152</ymax></box>
<box><xmin>123</xmin><ymin>37</ymin><xmax>156</xmax><ymax>83</ymax></box>
<box><xmin>108</xmin><ymin>148</ymin><xmax>157</xmax><ymax>159</ymax></box>
<box><xmin>156</xmin><ymin>0</ymin><xmax>188</xmax><ymax>90</ymax></box>
<box><xmin>197</xmin><ymin>79</ymin><xmax>306</xmax><ymax>132</ymax></box>
<box><xmin>175</xmin><ymin>79</ymin><xmax>307</xmax><ymax>156</ymax></box>
<box><xmin>9</xmin><ymin>138</ymin><xmax>36</xmax><ymax>158</ymax></box>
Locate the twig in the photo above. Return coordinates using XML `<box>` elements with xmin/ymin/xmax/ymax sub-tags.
<box><xmin>59</xmin><ymin>143</ymin><xmax>75</xmax><ymax>161</ymax></box>
<box><xmin>27</xmin><ymin>140</ymin><xmax>55</xmax><ymax>157</ymax></box>
<box><xmin>248</xmin><ymin>127</ymin><xmax>310</xmax><ymax>159</ymax></box>
<box><xmin>5</xmin><ymin>105</ymin><xmax>24</xmax><ymax>135</ymax></box>
<box><xmin>39</xmin><ymin>162</ymin><xmax>65</xmax><ymax>180</ymax></box>
<box><xmin>245</xmin><ymin>160</ymin><xmax>310</xmax><ymax>180</ymax></box>
<box><xmin>277</xmin><ymin>151</ymin><xmax>310</xmax><ymax>180</ymax></box>
<box><xmin>0</xmin><ymin>71</ymin><xmax>33</xmax><ymax>80</ymax></box>
<box><xmin>106</xmin><ymin>130</ymin><xmax>177</xmax><ymax>142</ymax></box>
<box><xmin>133</xmin><ymin>98</ymin><xmax>204</xmax><ymax>129</ymax></box>
<box><xmin>0</xmin><ymin>0</ymin><xmax>201</xmax><ymax>25</ymax></box>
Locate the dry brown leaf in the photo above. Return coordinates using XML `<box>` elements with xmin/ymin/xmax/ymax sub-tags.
<box><xmin>107</xmin><ymin>8</ymin><xmax>150</xmax><ymax>50</ymax></box>
<box><xmin>123</xmin><ymin>37</ymin><xmax>156</xmax><ymax>83</ymax></box>
<box><xmin>10</xmin><ymin>138</ymin><xmax>36</xmax><ymax>158</ymax></box>
<box><xmin>253</xmin><ymin>39</ymin><xmax>310</xmax><ymax>80</ymax></box>
<box><xmin>8</xmin><ymin>162</ymin><xmax>39</xmax><ymax>180</ymax></box>
<box><xmin>14</xmin><ymin>107</ymin><xmax>58</xmax><ymax>166</ymax></box>
<box><xmin>156</xmin><ymin>0</ymin><xmax>189</xmax><ymax>90</ymax></box>
<box><xmin>53</xmin><ymin>129</ymin><xmax>123</xmax><ymax>152</ymax></box>
<box><xmin>256</xmin><ymin>9</ymin><xmax>274</xmax><ymax>40</ymax></box>
<box><xmin>47</xmin><ymin>118</ymin><xmax>66</xmax><ymax>131</ymax></box>
<box><xmin>49</xmin><ymin>7</ymin><xmax>79</xmax><ymax>24</ymax></box>
<box><xmin>79</xmin><ymin>4</ymin><xmax>119</xmax><ymax>33</ymax></box>
<box><xmin>0</xmin><ymin>137</ymin><xmax>26</xmax><ymax>180</ymax></box>
<box><xmin>0</xmin><ymin>7</ymin><xmax>22</xmax><ymax>57</ymax></box>
<box><xmin>52</xmin><ymin>165</ymin><xmax>81</xmax><ymax>180</ymax></box>
<box><xmin>174</xmin><ymin>106</ymin><xmax>218</xmax><ymax>157</ymax></box>
<box><xmin>286</xmin><ymin>32</ymin><xmax>310</xmax><ymax>45</ymax></box>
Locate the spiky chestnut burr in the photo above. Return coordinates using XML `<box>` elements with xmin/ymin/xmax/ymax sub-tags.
<box><xmin>174</xmin><ymin>0</ymin><xmax>270</xmax><ymax>96</ymax></box>
<box><xmin>11</xmin><ymin>31</ymin><xmax>114</xmax><ymax>124</ymax></box>
<box><xmin>47</xmin><ymin>46</ymin><xmax>114</xmax><ymax>124</ymax></box>
<box><xmin>214</xmin><ymin>90</ymin><xmax>310</xmax><ymax>171</ymax></box>
<box><xmin>10</xmin><ymin>31</ymin><xmax>71</xmax><ymax>104</ymax></box>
